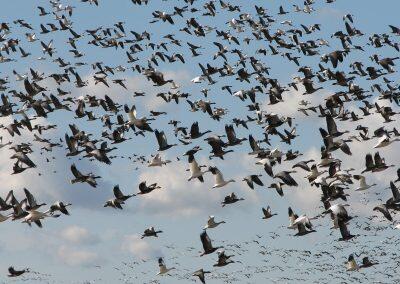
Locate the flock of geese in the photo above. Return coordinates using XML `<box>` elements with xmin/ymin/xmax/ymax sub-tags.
<box><xmin>1</xmin><ymin>0</ymin><xmax>400</xmax><ymax>282</ymax></box>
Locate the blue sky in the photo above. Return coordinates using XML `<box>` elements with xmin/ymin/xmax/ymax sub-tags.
<box><xmin>1</xmin><ymin>0</ymin><xmax>400</xmax><ymax>283</ymax></box>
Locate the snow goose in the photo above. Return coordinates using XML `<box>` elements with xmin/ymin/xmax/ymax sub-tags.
<box><xmin>148</xmin><ymin>153</ymin><xmax>171</xmax><ymax>167</ymax></box>
<box><xmin>373</xmin><ymin>204</ymin><xmax>393</xmax><ymax>221</ymax></box>
<box><xmin>291</xmin><ymin>215</ymin><xmax>316</xmax><ymax>236</ymax></box>
<box><xmin>346</xmin><ymin>254</ymin><xmax>359</xmax><ymax>271</ymax></box>
<box><xmin>353</xmin><ymin>175</ymin><xmax>376</xmax><ymax>191</ymax></box>
<box><xmin>157</xmin><ymin>257</ymin><xmax>175</xmax><ymax>275</ymax></box>
<box><xmin>22</xmin><ymin>210</ymin><xmax>60</xmax><ymax>228</ymax></box>
<box><xmin>187</xmin><ymin>154</ymin><xmax>208</xmax><ymax>182</ymax></box>
<box><xmin>373</xmin><ymin>134</ymin><xmax>400</xmax><ymax>148</ymax></box>
<box><xmin>255</xmin><ymin>158</ymin><xmax>273</xmax><ymax>177</ymax></box>
<box><xmin>209</xmin><ymin>166</ymin><xmax>235</xmax><ymax>188</ymax></box>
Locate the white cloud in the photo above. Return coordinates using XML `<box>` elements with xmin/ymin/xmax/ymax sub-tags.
<box><xmin>121</xmin><ymin>234</ymin><xmax>162</xmax><ymax>260</ymax></box>
<box><xmin>57</xmin><ymin>245</ymin><xmax>98</xmax><ymax>266</ymax></box>
<box><xmin>61</xmin><ymin>225</ymin><xmax>100</xmax><ymax>245</ymax></box>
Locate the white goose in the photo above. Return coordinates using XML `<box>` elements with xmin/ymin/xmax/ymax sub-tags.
<box><xmin>208</xmin><ymin>166</ymin><xmax>235</xmax><ymax>188</ymax></box>
<box><xmin>353</xmin><ymin>175</ymin><xmax>376</xmax><ymax>191</ymax></box>
<box><xmin>373</xmin><ymin>134</ymin><xmax>400</xmax><ymax>148</ymax></box>
<box><xmin>22</xmin><ymin>210</ymin><xmax>60</xmax><ymax>227</ymax></box>
<box><xmin>148</xmin><ymin>153</ymin><xmax>171</xmax><ymax>167</ymax></box>
<box><xmin>157</xmin><ymin>257</ymin><xmax>175</xmax><ymax>275</ymax></box>
<box><xmin>306</xmin><ymin>164</ymin><xmax>327</xmax><ymax>182</ymax></box>
<box><xmin>204</xmin><ymin>216</ymin><xmax>226</xmax><ymax>229</ymax></box>
<box><xmin>187</xmin><ymin>155</ymin><xmax>208</xmax><ymax>182</ymax></box>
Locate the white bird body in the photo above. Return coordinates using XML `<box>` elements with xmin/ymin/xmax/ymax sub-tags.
<box><xmin>188</xmin><ymin>158</ymin><xmax>207</xmax><ymax>181</ymax></box>
<box><xmin>148</xmin><ymin>154</ymin><xmax>170</xmax><ymax>167</ymax></box>
<box><xmin>374</xmin><ymin>135</ymin><xmax>400</xmax><ymax>148</ymax></box>
<box><xmin>212</xmin><ymin>168</ymin><xmax>235</xmax><ymax>188</ymax></box>
<box><xmin>204</xmin><ymin>216</ymin><xmax>225</xmax><ymax>229</ymax></box>
<box><xmin>354</xmin><ymin>175</ymin><xmax>376</xmax><ymax>191</ymax></box>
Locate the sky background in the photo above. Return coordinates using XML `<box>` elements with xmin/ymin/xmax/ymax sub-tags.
<box><xmin>1</xmin><ymin>0</ymin><xmax>400</xmax><ymax>283</ymax></box>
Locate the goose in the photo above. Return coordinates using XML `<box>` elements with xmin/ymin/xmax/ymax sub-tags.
<box><xmin>242</xmin><ymin>175</ymin><xmax>263</xmax><ymax>189</ymax></box>
<box><xmin>287</xmin><ymin>207</ymin><xmax>297</xmax><ymax>229</ymax></box>
<box><xmin>104</xmin><ymin>199</ymin><xmax>124</xmax><ymax>209</ymax></box>
<box><xmin>148</xmin><ymin>153</ymin><xmax>171</xmax><ymax>167</ymax></box>
<box><xmin>274</xmin><ymin>171</ymin><xmax>298</xmax><ymax>186</ymax></box>
<box><xmin>49</xmin><ymin>201</ymin><xmax>71</xmax><ymax>215</ymax></box>
<box><xmin>200</xmin><ymin>230</ymin><xmax>222</xmax><ymax>256</ymax></box>
<box><xmin>291</xmin><ymin>215</ymin><xmax>316</xmax><ymax>236</ymax></box>
<box><xmin>141</xmin><ymin>226</ymin><xmax>163</xmax><ymax>239</ymax></box>
<box><xmin>248</xmin><ymin>134</ymin><xmax>264</xmax><ymax>155</ymax></box>
<box><xmin>22</xmin><ymin>210</ymin><xmax>60</xmax><ymax>228</ymax></box>
<box><xmin>306</xmin><ymin>165</ymin><xmax>327</xmax><ymax>182</ymax></box>
<box><xmin>346</xmin><ymin>254</ymin><xmax>359</xmax><ymax>271</ymax></box>
<box><xmin>262</xmin><ymin>206</ymin><xmax>277</xmax><ymax>219</ymax></box>
<box><xmin>8</xmin><ymin>267</ymin><xmax>29</xmax><ymax>277</ymax></box>
<box><xmin>157</xmin><ymin>257</ymin><xmax>175</xmax><ymax>275</ymax></box>
<box><xmin>362</xmin><ymin>152</ymin><xmax>394</xmax><ymax>173</ymax></box>
<box><xmin>204</xmin><ymin>216</ymin><xmax>225</xmax><ymax>229</ymax></box>
<box><xmin>208</xmin><ymin>166</ymin><xmax>235</xmax><ymax>188</ymax></box>
<box><xmin>124</xmin><ymin>105</ymin><xmax>153</xmax><ymax>132</ymax></box>
<box><xmin>70</xmin><ymin>163</ymin><xmax>100</xmax><ymax>188</ymax></box>
<box><xmin>353</xmin><ymin>175</ymin><xmax>376</xmax><ymax>191</ymax></box>
<box><xmin>23</xmin><ymin>188</ymin><xmax>46</xmax><ymax>210</ymax></box>
<box><xmin>213</xmin><ymin>250</ymin><xmax>235</xmax><ymax>267</ymax></box>
<box><xmin>188</xmin><ymin>154</ymin><xmax>208</xmax><ymax>182</ymax></box>
<box><xmin>255</xmin><ymin>158</ymin><xmax>274</xmax><ymax>177</ymax></box>
<box><xmin>221</xmin><ymin>193</ymin><xmax>243</xmax><ymax>207</ymax></box>
<box><xmin>373</xmin><ymin>134</ymin><xmax>400</xmax><ymax>148</ymax></box>
<box><xmin>225</xmin><ymin>124</ymin><xmax>246</xmax><ymax>146</ymax></box>
<box><xmin>292</xmin><ymin>159</ymin><xmax>315</xmax><ymax>172</ymax></box>
<box><xmin>137</xmin><ymin>181</ymin><xmax>161</xmax><ymax>195</ymax></box>
<box><xmin>113</xmin><ymin>185</ymin><xmax>135</xmax><ymax>201</ymax></box>
<box><xmin>338</xmin><ymin>218</ymin><xmax>355</xmax><ymax>241</ymax></box>
<box><xmin>386</xmin><ymin>181</ymin><xmax>400</xmax><ymax>206</ymax></box>
<box><xmin>324</xmin><ymin>203</ymin><xmax>351</xmax><ymax>222</ymax></box>
<box><xmin>373</xmin><ymin>204</ymin><xmax>393</xmax><ymax>221</ymax></box>
<box><xmin>359</xmin><ymin>257</ymin><xmax>378</xmax><ymax>268</ymax></box>
<box><xmin>268</xmin><ymin>182</ymin><xmax>285</xmax><ymax>197</ymax></box>
<box><xmin>155</xmin><ymin>130</ymin><xmax>177</xmax><ymax>151</ymax></box>
<box><xmin>185</xmin><ymin>122</ymin><xmax>211</xmax><ymax>139</ymax></box>
<box><xmin>192</xmin><ymin>269</ymin><xmax>210</xmax><ymax>284</ymax></box>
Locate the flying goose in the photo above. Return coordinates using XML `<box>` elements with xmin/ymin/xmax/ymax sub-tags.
<box><xmin>291</xmin><ymin>215</ymin><xmax>316</xmax><ymax>236</ymax></box>
<box><xmin>262</xmin><ymin>206</ymin><xmax>277</xmax><ymax>219</ymax></box>
<box><xmin>49</xmin><ymin>201</ymin><xmax>71</xmax><ymax>215</ymax></box>
<box><xmin>346</xmin><ymin>254</ymin><xmax>359</xmax><ymax>271</ymax></box>
<box><xmin>221</xmin><ymin>193</ymin><xmax>244</xmax><ymax>207</ymax></box>
<box><xmin>373</xmin><ymin>134</ymin><xmax>400</xmax><ymax>148</ymax></box>
<box><xmin>137</xmin><ymin>181</ymin><xmax>161</xmax><ymax>195</ymax></box>
<box><xmin>353</xmin><ymin>175</ymin><xmax>376</xmax><ymax>191</ymax></box>
<box><xmin>192</xmin><ymin>269</ymin><xmax>210</xmax><ymax>284</ymax></box>
<box><xmin>8</xmin><ymin>267</ymin><xmax>29</xmax><ymax>277</ymax></box>
<box><xmin>141</xmin><ymin>226</ymin><xmax>163</xmax><ymax>239</ymax></box>
<box><xmin>70</xmin><ymin>163</ymin><xmax>100</xmax><ymax>188</ymax></box>
<box><xmin>187</xmin><ymin>154</ymin><xmax>208</xmax><ymax>182</ymax></box>
<box><xmin>373</xmin><ymin>204</ymin><xmax>393</xmax><ymax>221</ymax></box>
<box><xmin>274</xmin><ymin>171</ymin><xmax>298</xmax><ymax>186</ymax></box>
<box><xmin>200</xmin><ymin>230</ymin><xmax>222</xmax><ymax>256</ymax></box>
<box><xmin>155</xmin><ymin>130</ymin><xmax>177</xmax><ymax>151</ymax></box>
<box><xmin>204</xmin><ymin>215</ymin><xmax>225</xmax><ymax>229</ymax></box>
<box><xmin>157</xmin><ymin>257</ymin><xmax>175</xmax><ymax>275</ymax></box>
<box><xmin>268</xmin><ymin>182</ymin><xmax>285</xmax><ymax>197</ymax></box>
<box><xmin>148</xmin><ymin>153</ymin><xmax>171</xmax><ymax>167</ymax></box>
<box><xmin>243</xmin><ymin>175</ymin><xmax>263</xmax><ymax>189</ymax></box>
<box><xmin>23</xmin><ymin>188</ymin><xmax>46</xmax><ymax>210</ymax></box>
<box><xmin>208</xmin><ymin>166</ymin><xmax>235</xmax><ymax>188</ymax></box>
<box><xmin>104</xmin><ymin>199</ymin><xmax>124</xmax><ymax>209</ymax></box>
<box><xmin>22</xmin><ymin>210</ymin><xmax>60</xmax><ymax>228</ymax></box>
<box><xmin>338</xmin><ymin>218</ymin><xmax>355</xmax><ymax>241</ymax></box>
<box><xmin>113</xmin><ymin>185</ymin><xmax>135</xmax><ymax>201</ymax></box>
<box><xmin>213</xmin><ymin>250</ymin><xmax>236</xmax><ymax>267</ymax></box>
